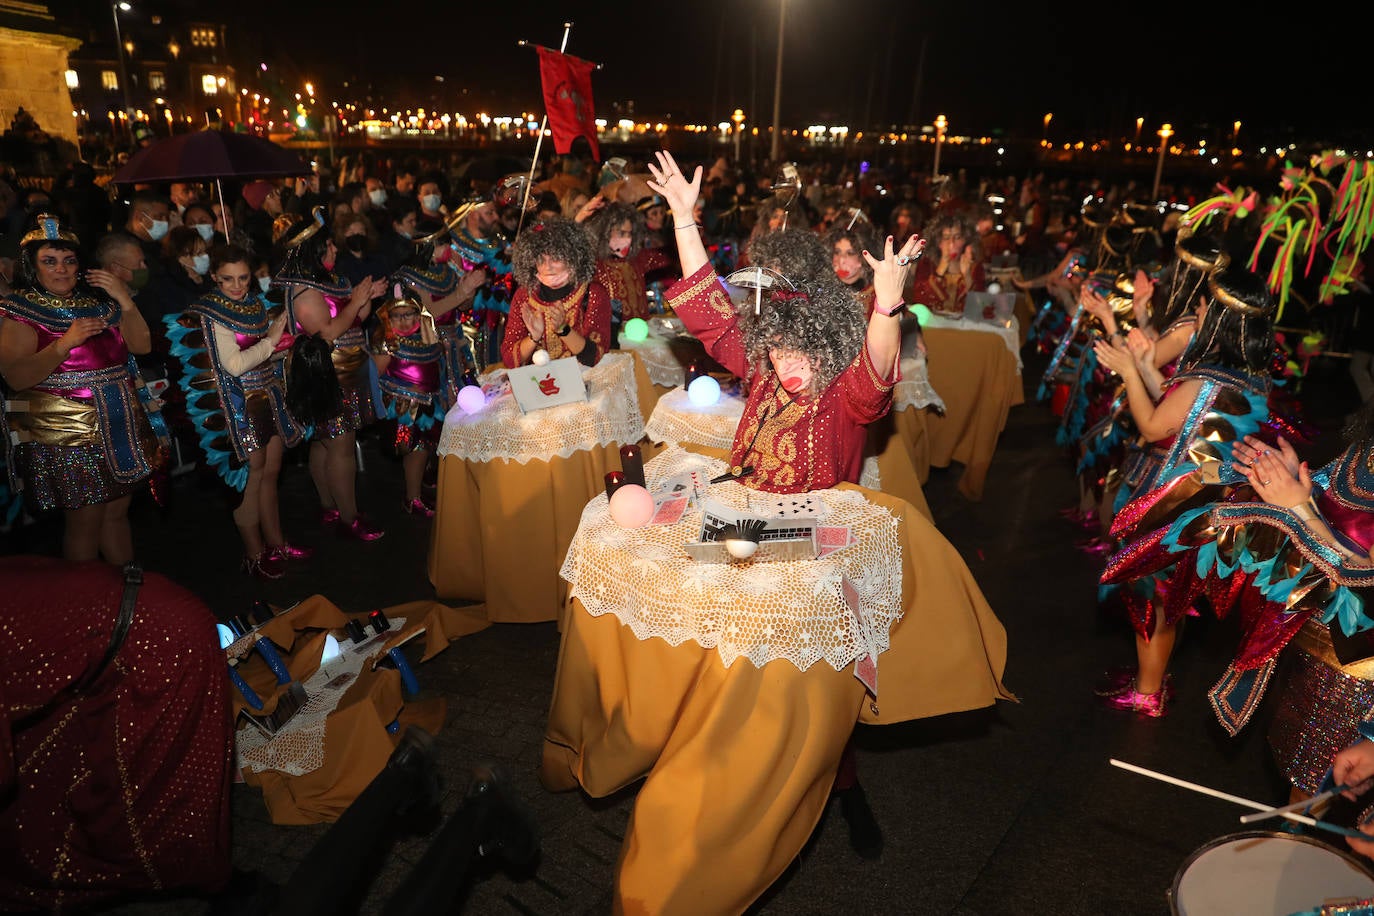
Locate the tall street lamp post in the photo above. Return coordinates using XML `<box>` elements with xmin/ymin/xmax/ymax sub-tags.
<box><xmin>932</xmin><ymin>114</ymin><xmax>947</xmax><ymax>178</ymax></box>
<box><xmin>1152</xmin><ymin>123</ymin><xmax>1174</xmax><ymax>200</ymax></box>
<box><xmin>111</xmin><ymin>1</ymin><xmax>133</xmax><ymax>140</ymax></box>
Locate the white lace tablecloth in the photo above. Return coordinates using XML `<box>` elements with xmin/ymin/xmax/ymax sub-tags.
<box><xmin>644</xmin><ymin>387</ymin><xmax>744</xmax><ymax>451</ymax></box>
<box><xmin>436</xmin><ymin>352</ymin><xmax>645</xmax><ymax>464</ymax></box>
<box><xmin>235</xmin><ymin>619</ymin><xmax>406</xmax><ymax>777</ymax></box>
<box><xmin>561</xmin><ymin>447</ymin><xmax>904</xmax><ymax>672</ymax></box>
<box><xmin>895</xmin><ymin>355</ymin><xmax>946</xmax><ymax>412</ymax></box>
<box><xmin>618</xmin><ymin>330</ymin><xmax>688</xmax><ymax>388</ymax></box>
<box><xmin>922</xmin><ymin>313</ymin><xmax>1023</xmax><ymax>371</ymax></box>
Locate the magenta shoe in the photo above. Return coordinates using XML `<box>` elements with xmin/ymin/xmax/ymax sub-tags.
<box><xmin>241</xmin><ymin>551</ymin><xmax>285</xmax><ymax>580</ymax></box>
<box><xmin>1093</xmin><ymin>668</ymin><xmax>1174</xmax><ymax>698</ymax></box>
<box><xmin>338</xmin><ymin>514</ymin><xmax>385</xmax><ymax>542</ymax></box>
<box><xmin>268</xmin><ymin>542</ymin><xmax>314</xmax><ymax>561</ymax></box>
<box><xmin>1098</xmin><ymin>678</ymin><xmax>1169</xmax><ymax>717</ymax></box>
<box><xmin>1076</xmin><ymin>536</ymin><xmax>1114</xmax><ymax>556</ymax></box>
<box><xmin>321</xmin><ymin>508</ymin><xmax>341</xmax><ymax>529</ymax></box>
<box><xmin>402</xmin><ymin>497</ymin><xmax>435</xmax><ymax>518</ymax></box>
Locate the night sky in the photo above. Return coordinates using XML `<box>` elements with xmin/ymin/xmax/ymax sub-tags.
<box><xmin>53</xmin><ymin>0</ymin><xmax>1365</xmax><ymax>147</ymax></box>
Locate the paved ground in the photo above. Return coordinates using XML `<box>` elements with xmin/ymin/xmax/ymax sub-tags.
<box><xmin>23</xmin><ymin>348</ymin><xmax>1369</xmax><ymax>916</ymax></box>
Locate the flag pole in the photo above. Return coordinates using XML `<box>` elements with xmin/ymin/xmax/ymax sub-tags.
<box><xmin>515</xmin><ymin>21</ymin><xmax>573</xmax><ymax>239</ymax></box>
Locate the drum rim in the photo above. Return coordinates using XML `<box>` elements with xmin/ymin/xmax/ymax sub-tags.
<box><xmin>1168</xmin><ymin>829</ymin><xmax>1374</xmax><ymax>916</ymax></box>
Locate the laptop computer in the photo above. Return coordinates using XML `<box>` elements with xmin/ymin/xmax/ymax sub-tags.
<box><xmin>506</xmin><ymin>356</ymin><xmax>589</xmax><ymax>413</ymax></box>
<box><xmin>964</xmin><ymin>291</ymin><xmax>1019</xmax><ymax>323</ymax></box>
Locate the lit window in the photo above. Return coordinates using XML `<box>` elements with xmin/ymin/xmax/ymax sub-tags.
<box><xmin>201</xmin><ymin>74</ymin><xmax>218</xmax><ymax>95</ymax></box>
<box><xmin>64</xmin><ymin>69</ymin><xmax>79</xmax><ymax>89</ymax></box>
<box><xmin>101</xmin><ymin>70</ymin><xmax>118</xmax><ymax>91</ymax></box>
<box><xmin>148</xmin><ymin>70</ymin><xmax>166</xmax><ymax>91</ymax></box>
<box><xmin>191</xmin><ymin>28</ymin><xmax>216</xmax><ymax>48</ymax></box>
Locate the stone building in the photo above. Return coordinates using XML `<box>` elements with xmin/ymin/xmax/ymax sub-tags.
<box><xmin>0</xmin><ymin>0</ymin><xmax>81</xmax><ymax>143</ymax></box>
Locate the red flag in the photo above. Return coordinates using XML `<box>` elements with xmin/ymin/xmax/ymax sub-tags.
<box><xmin>536</xmin><ymin>46</ymin><xmax>599</xmax><ymax>160</ymax></box>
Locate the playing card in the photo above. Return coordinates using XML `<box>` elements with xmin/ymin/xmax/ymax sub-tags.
<box><xmin>841</xmin><ymin>576</ymin><xmax>878</xmax><ymax>696</ymax></box>
<box><xmin>651</xmin><ymin>496</ymin><xmax>688</xmax><ymax>526</ymax></box>
<box><xmin>817</xmin><ymin>526</ymin><xmax>854</xmax><ymax>557</ymax></box>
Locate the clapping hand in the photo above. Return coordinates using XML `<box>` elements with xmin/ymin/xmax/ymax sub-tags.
<box><xmin>1125</xmin><ymin>327</ymin><xmax>1156</xmax><ymax>371</ymax></box>
<box><xmin>1092</xmin><ymin>337</ymin><xmax>1137</xmax><ymax>379</ymax></box>
<box><xmin>1237</xmin><ymin>447</ymin><xmax>1311</xmax><ymax>508</ymax></box>
<box><xmin>1232</xmin><ymin>434</ymin><xmax>1300</xmax><ymax>478</ymax></box>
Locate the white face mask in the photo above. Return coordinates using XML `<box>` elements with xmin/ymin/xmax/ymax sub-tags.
<box><xmin>191</xmin><ymin>253</ymin><xmax>210</xmax><ymax>275</ymax></box>
<box><xmin>192</xmin><ymin>224</ymin><xmax>215</xmax><ymax>242</ymax></box>
<box><xmin>257</xmin><ymin>276</ymin><xmax>272</xmax><ymax>294</ymax></box>
<box><xmin>145</xmin><ymin>217</ymin><xmax>169</xmax><ymax>241</ymax></box>
<box><xmin>368</xmin><ymin>189</ymin><xmax>387</xmax><ymax>206</ymax></box>
<box><xmin>421</xmin><ymin>193</ymin><xmax>442</xmax><ymax>213</ymax></box>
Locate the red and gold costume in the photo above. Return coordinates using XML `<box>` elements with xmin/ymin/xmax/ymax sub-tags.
<box><xmin>595</xmin><ymin>247</ymin><xmax>671</xmax><ymax>322</ymax></box>
<box><xmin>909</xmin><ymin>259</ymin><xmax>987</xmax><ymax>319</ymax></box>
<box><xmin>666</xmin><ymin>264</ymin><xmax>898</xmax><ymax>493</ymax></box>
<box><xmin>500</xmin><ymin>281</ymin><xmax>612</xmax><ymax>368</ymax></box>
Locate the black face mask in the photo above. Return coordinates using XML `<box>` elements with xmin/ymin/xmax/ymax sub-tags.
<box><xmin>538</xmin><ymin>280</ymin><xmax>575</xmax><ymax>301</ymax></box>
<box><xmin>344</xmin><ymin>234</ymin><xmax>367</xmax><ymax>253</ymax></box>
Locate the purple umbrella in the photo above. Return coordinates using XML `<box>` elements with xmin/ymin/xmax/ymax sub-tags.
<box><xmin>112</xmin><ymin>129</ymin><xmax>311</xmax><ymax>235</ymax></box>
<box><xmin>113</xmin><ymin>129</ymin><xmax>310</xmax><ymax>183</ymax></box>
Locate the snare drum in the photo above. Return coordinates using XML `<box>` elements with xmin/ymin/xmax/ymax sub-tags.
<box><xmin>1170</xmin><ymin>831</ymin><xmax>1374</xmax><ymax>915</ymax></box>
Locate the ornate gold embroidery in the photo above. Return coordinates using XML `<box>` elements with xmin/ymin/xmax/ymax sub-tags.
<box><xmin>668</xmin><ymin>267</ymin><xmax>725</xmax><ymax>313</ymax></box>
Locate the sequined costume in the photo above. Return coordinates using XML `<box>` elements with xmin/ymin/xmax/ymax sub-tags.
<box><xmin>163</xmin><ymin>290</ymin><xmax>305</xmax><ymax>491</ymax></box>
<box><xmin>0</xmin><ymin>556</ymin><xmax>232</xmax><ymax>910</ymax></box>
<box><xmin>396</xmin><ymin>262</ymin><xmax>470</xmax><ymax>407</ymax></box>
<box><xmin>1099</xmin><ymin>364</ymin><xmax>1271</xmax><ymax>640</ymax></box>
<box><xmin>372</xmin><ymin>318</ymin><xmax>447</xmax><ymax>451</ymax></box>
<box><xmin>666</xmin><ymin>263</ymin><xmax>898</xmax><ymax>493</ymax></box>
<box><xmin>908</xmin><ymin>258</ymin><xmax>987</xmax><ymax>319</ymax></box>
<box><xmin>280</xmin><ymin>276</ymin><xmax>378</xmax><ymax>440</ymax></box>
<box><xmin>500</xmin><ymin>282</ymin><xmax>612</xmax><ymax>369</ymax></box>
<box><xmin>595</xmin><ymin>248</ymin><xmax>672</xmax><ymax>324</ymax></box>
<box><xmin>0</xmin><ymin>288</ymin><xmax>164</xmax><ymax>512</ymax></box>
<box><xmin>450</xmin><ymin>225</ymin><xmax>514</xmax><ymax>368</ymax></box>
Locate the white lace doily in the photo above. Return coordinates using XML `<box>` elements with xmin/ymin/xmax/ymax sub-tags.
<box><xmin>859</xmin><ymin>456</ymin><xmax>881</xmax><ymax>491</ymax></box>
<box><xmin>618</xmin><ymin>331</ymin><xmax>688</xmax><ymax>388</ymax></box>
<box><xmin>922</xmin><ymin>313</ymin><xmax>1023</xmax><ymax>371</ymax></box>
<box><xmin>644</xmin><ymin>387</ymin><xmax>744</xmax><ymax>450</ymax></box>
<box><xmin>895</xmin><ymin>355</ymin><xmax>946</xmax><ymax>412</ymax></box>
<box><xmin>437</xmin><ymin>352</ymin><xmax>645</xmax><ymax>464</ymax></box>
<box><xmin>235</xmin><ymin>619</ymin><xmax>406</xmax><ymax>777</ymax></box>
<box><xmin>561</xmin><ymin>447</ymin><xmax>904</xmax><ymax>672</ymax></box>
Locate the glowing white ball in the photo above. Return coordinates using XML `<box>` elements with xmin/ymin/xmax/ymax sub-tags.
<box><xmin>687</xmin><ymin>374</ymin><xmax>721</xmax><ymax>407</ymax></box>
<box><xmin>608</xmin><ymin>483</ymin><xmax>655</xmax><ymax>528</ymax></box>
<box><xmin>725</xmin><ymin>539</ymin><xmax>759</xmax><ymax>560</ymax></box>
<box><xmin>457</xmin><ymin>385</ymin><xmax>486</xmax><ymax>415</ymax></box>
<box><xmin>531</xmin><ymin>348</ymin><xmax>550</xmax><ymax>366</ymax></box>
<box><xmin>987</xmin><ymin>281</ymin><xmax>1001</xmax><ymax>295</ymax></box>
<box><xmin>321</xmin><ymin>633</ymin><xmax>342</xmax><ymax>664</ymax></box>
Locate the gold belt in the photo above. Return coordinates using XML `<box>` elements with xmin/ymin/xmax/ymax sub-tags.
<box><xmin>4</xmin><ymin>389</ymin><xmax>100</xmax><ymax>447</ymax></box>
<box><xmin>1293</xmin><ymin>618</ymin><xmax>1374</xmax><ymax>680</ymax></box>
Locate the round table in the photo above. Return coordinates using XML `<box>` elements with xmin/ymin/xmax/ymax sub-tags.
<box><xmin>426</xmin><ymin>352</ymin><xmax>657</xmax><ymax>624</ymax></box>
<box><xmin>541</xmin><ymin>447</ymin><xmax>1014</xmax><ymax>913</ymax></box>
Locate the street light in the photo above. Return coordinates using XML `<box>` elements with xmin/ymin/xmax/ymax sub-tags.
<box><xmin>932</xmin><ymin>114</ymin><xmax>947</xmax><ymax>178</ymax></box>
<box><xmin>1042</xmin><ymin>111</ymin><xmax>1052</xmax><ymax>146</ymax></box>
<box><xmin>1134</xmin><ymin>116</ymin><xmax>1143</xmax><ymax>146</ymax></box>
<box><xmin>111</xmin><ymin>1</ymin><xmax>133</xmax><ymax>140</ymax></box>
<box><xmin>769</xmin><ymin>0</ymin><xmax>786</xmax><ymax>163</ymax></box>
<box><xmin>731</xmin><ymin>108</ymin><xmax>745</xmax><ymax>163</ymax></box>
<box><xmin>1152</xmin><ymin>123</ymin><xmax>1174</xmax><ymax>200</ymax></box>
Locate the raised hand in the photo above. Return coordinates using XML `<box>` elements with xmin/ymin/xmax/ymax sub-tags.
<box><xmin>524</xmin><ymin>301</ymin><xmax>546</xmax><ymax>341</ymax></box>
<box><xmin>84</xmin><ymin>268</ymin><xmax>132</xmax><ymax>307</ymax></box>
<box><xmin>644</xmin><ymin>150</ymin><xmax>702</xmax><ymax>226</ymax></box>
<box><xmin>863</xmin><ymin>233</ymin><xmax>925</xmax><ymax>314</ymax></box>
<box><xmin>1232</xmin><ymin>434</ymin><xmax>1300</xmax><ymax>478</ymax></box>
<box><xmin>1238</xmin><ymin>451</ymin><xmax>1310</xmax><ymax>508</ymax></box>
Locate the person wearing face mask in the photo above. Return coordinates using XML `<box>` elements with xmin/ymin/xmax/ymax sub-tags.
<box><xmin>0</xmin><ymin>215</ymin><xmax>164</xmax><ymax>563</ymax></box>
<box><xmin>164</xmin><ymin>244</ymin><xmax>307</xmax><ymax>578</ymax></box>
<box><xmin>500</xmin><ymin>216</ymin><xmax>610</xmax><ymax>369</ymax></box>
<box><xmin>332</xmin><ymin>214</ymin><xmax>383</xmax><ymax>287</ymax></box>
<box><xmin>415</xmin><ymin>176</ymin><xmax>448</xmax><ymax>235</ymax></box>
<box><xmin>124</xmin><ymin>191</ymin><xmax>173</xmax><ymax>280</ymax></box>
<box><xmin>587</xmin><ymin>202</ymin><xmax>669</xmax><ymax>345</ymax></box>
<box><xmin>182</xmin><ymin>202</ymin><xmax>221</xmax><ymax>246</ymax></box>
<box><xmin>377</xmin><ymin>196</ymin><xmax>421</xmax><ymax>277</ymax></box>
<box><xmin>161</xmin><ymin>226</ymin><xmax>213</xmax><ymax>311</ymax></box>
<box><xmin>275</xmin><ymin>207</ymin><xmax>389</xmax><ymax>541</ymax></box>
<box><xmin>451</xmin><ymin>197</ymin><xmax>516</xmax><ymax>369</ymax></box>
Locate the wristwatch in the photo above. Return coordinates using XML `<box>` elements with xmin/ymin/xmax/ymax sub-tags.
<box><xmin>556</xmin><ymin>324</ymin><xmax>572</xmax><ymax>337</ymax></box>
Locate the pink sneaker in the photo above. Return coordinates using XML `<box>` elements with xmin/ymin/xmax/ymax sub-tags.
<box><xmin>402</xmin><ymin>497</ymin><xmax>435</xmax><ymax>518</ymax></box>
<box><xmin>338</xmin><ymin>514</ymin><xmax>385</xmax><ymax>542</ymax></box>
<box><xmin>1098</xmin><ymin>679</ymin><xmax>1169</xmax><ymax>717</ymax></box>
<box><xmin>268</xmin><ymin>542</ymin><xmax>314</xmax><ymax>561</ymax></box>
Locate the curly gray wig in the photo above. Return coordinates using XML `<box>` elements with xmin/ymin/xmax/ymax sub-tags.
<box><xmin>822</xmin><ymin>221</ymin><xmax>879</xmax><ymax>286</ymax></box>
<box><xmin>510</xmin><ymin>216</ymin><xmax>596</xmax><ymax>288</ymax></box>
<box><xmin>747</xmin><ymin>228</ymin><xmax>832</xmax><ymax>285</ymax></box>
<box><xmin>737</xmin><ymin>276</ymin><xmax>866</xmax><ymax>397</ymax></box>
<box><xmin>586</xmin><ymin>202</ymin><xmax>647</xmax><ymax>260</ymax></box>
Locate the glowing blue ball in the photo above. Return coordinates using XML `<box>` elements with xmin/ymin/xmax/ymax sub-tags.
<box><xmin>457</xmin><ymin>384</ymin><xmax>485</xmax><ymax>415</ymax></box>
<box><xmin>216</xmin><ymin>623</ymin><xmax>236</xmax><ymax>649</ymax></box>
<box><xmin>687</xmin><ymin>374</ymin><xmax>721</xmax><ymax>407</ymax></box>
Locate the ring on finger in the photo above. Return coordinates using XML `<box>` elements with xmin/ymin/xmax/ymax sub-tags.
<box><xmin>1260</xmin><ymin>478</ymin><xmax>1271</xmax><ymax>486</ymax></box>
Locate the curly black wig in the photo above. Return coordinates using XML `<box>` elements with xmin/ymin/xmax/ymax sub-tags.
<box><xmin>747</xmin><ymin>228</ymin><xmax>832</xmax><ymax>286</ymax></box>
<box><xmin>509</xmin><ymin>216</ymin><xmax>596</xmax><ymax>289</ymax></box>
<box><xmin>736</xmin><ymin>276</ymin><xmax>866</xmax><ymax>397</ymax></box>
<box><xmin>822</xmin><ymin>220</ymin><xmax>879</xmax><ymax>287</ymax></box>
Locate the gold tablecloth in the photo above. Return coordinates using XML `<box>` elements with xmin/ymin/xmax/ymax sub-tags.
<box><xmin>541</xmin><ymin>484</ymin><xmax>1013</xmax><ymax>915</ymax></box>
<box><xmin>231</xmin><ymin>595</ymin><xmax>491</xmax><ymax>825</ymax></box>
<box><xmin>922</xmin><ymin>325</ymin><xmax>1025</xmax><ymax>501</ymax></box>
<box><xmin>427</xmin><ymin>356</ymin><xmax>659</xmax><ymax>624</ymax></box>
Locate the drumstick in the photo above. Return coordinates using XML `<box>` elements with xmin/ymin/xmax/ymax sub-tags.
<box><xmin>1109</xmin><ymin>759</ymin><xmax>1369</xmax><ymax>840</ymax></box>
<box><xmin>1239</xmin><ymin>776</ymin><xmax>1374</xmax><ymax>824</ymax></box>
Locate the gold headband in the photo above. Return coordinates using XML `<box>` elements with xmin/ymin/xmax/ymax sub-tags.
<box><xmin>1208</xmin><ymin>264</ymin><xmax>1274</xmax><ymax>317</ymax></box>
<box><xmin>20</xmin><ymin>213</ymin><xmax>79</xmax><ymax>247</ymax></box>
<box><xmin>283</xmin><ymin>205</ymin><xmax>328</xmax><ymax>250</ymax></box>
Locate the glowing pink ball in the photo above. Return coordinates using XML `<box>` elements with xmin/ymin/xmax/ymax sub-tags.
<box><xmin>457</xmin><ymin>385</ymin><xmax>485</xmax><ymax>415</ymax></box>
<box><xmin>608</xmin><ymin>483</ymin><xmax>655</xmax><ymax>528</ymax></box>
